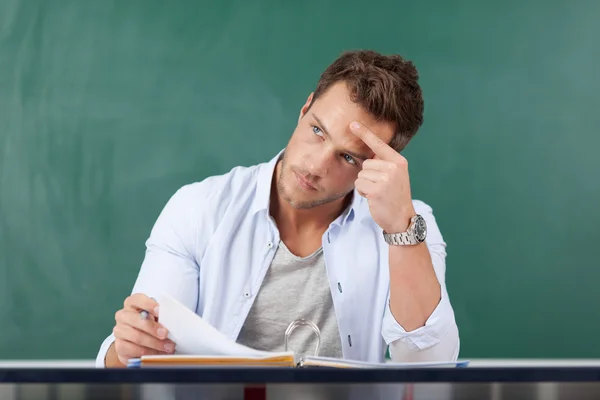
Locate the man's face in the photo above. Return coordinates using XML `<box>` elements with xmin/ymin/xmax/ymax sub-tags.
<box><xmin>277</xmin><ymin>82</ymin><xmax>395</xmax><ymax>209</ymax></box>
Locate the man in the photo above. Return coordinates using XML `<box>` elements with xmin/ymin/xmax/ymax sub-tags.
<box><xmin>96</xmin><ymin>49</ymin><xmax>460</xmax><ymax>368</ymax></box>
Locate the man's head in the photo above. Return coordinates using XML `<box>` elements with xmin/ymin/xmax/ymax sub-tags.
<box><xmin>277</xmin><ymin>49</ymin><xmax>424</xmax><ymax>210</ymax></box>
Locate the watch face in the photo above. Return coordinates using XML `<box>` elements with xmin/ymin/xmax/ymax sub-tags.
<box><xmin>414</xmin><ymin>216</ymin><xmax>427</xmax><ymax>242</ymax></box>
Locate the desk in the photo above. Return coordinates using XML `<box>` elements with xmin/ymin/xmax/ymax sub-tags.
<box><xmin>1</xmin><ymin>360</ymin><xmax>600</xmax><ymax>400</ymax></box>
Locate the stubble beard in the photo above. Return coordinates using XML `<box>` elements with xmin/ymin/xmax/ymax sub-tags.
<box><xmin>276</xmin><ymin>157</ymin><xmax>348</xmax><ymax>210</ymax></box>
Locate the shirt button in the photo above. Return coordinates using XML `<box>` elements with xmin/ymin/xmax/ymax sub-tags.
<box><xmin>267</xmin><ymin>241</ymin><xmax>273</xmax><ymax>248</ymax></box>
<box><xmin>244</xmin><ymin>292</ymin><xmax>251</xmax><ymax>298</ymax></box>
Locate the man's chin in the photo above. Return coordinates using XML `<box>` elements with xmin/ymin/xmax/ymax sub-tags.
<box><xmin>277</xmin><ymin>176</ymin><xmax>343</xmax><ymax>210</ymax></box>
<box><xmin>286</xmin><ymin>192</ymin><xmax>340</xmax><ymax>210</ymax></box>
<box><xmin>277</xmin><ymin>187</ymin><xmax>315</xmax><ymax>209</ymax></box>
<box><xmin>288</xmin><ymin>199</ymin><xmax>320</xmax><ymax>210</ymax></box>
<box><xmin>281</xmin><ymin>192</ymin><xmax>314</xmax><ymax>209</ymax></box>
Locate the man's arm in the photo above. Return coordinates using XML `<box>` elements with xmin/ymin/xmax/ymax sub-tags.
<box><xmin>348</xmin><ymin>121</ymin><xmax>459</xmax><ymax>361</ymax></box>
<box><xmin>387</xmin><ymin>209</ymin><xmax>441</xmax><ymax>332</ymax></box>
<box><xmin>96</xmin><ymin>184</ymin><xmax>205</xmax><ymax>367</ymax></box>
<box><xmin>381</xmin><ymin>201</ymin><xmax>459</xmax><ymax>361</ymax></box>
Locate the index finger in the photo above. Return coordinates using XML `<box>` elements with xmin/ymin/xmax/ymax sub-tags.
<box><xmin>349</xmin><ymin>121</ymin><xmax>399</xmax><ymax>161</ymax></box>
<box><xmin>124</xmin><ymin>293</ymin><xmax>159</xmax><ymax>318</ymax></box>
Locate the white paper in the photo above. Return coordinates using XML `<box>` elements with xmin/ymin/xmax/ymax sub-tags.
<box><xmin>156</xmin><ymin>293</ymin><xmax>287</xmax><ymax>358</ymax></box>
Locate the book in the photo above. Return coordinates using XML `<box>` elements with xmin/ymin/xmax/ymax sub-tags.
<box><xmin>127</xmin><ymin>293</ymin><xmax>469</xmax><ymax>369</ymax></box>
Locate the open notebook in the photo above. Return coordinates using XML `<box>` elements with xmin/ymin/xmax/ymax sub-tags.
<box><xmin>127</xmin><ymin>294</ymin><xmax>469</xmax><ymax>369</ymax></box>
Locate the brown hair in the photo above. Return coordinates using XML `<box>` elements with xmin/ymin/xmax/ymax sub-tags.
<box><xmin>310</xmin><ymin>49</ymin><xmax>424</xmax><ymax>152</ymax></box>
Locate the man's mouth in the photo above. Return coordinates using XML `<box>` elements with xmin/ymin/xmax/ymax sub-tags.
<box><xmin>293</xmin><ymin>171</ymin><xmax>317</xmax><ymax>191</ymax></box>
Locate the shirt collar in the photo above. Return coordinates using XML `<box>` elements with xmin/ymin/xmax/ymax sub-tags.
<box><xmin>251</xmin><ymin>149</ymin><xmax>364</xmax><ymax>227</ymax></box>
<box><xmin>251</xmin><ymin>149</ymin><xmax>284</xmax><ymax>216</ymax></box>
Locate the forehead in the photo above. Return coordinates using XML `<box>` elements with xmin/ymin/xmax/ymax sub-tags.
<box><xmin>310</xmin><ymin>82</ymin><xmax>395</xmax><ymax>152</ymax></box>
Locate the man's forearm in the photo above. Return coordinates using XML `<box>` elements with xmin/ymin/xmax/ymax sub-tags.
<box><xmin>104</xmin><ymin>342</ymin><xmax>126</xmax><ymax>368</ymax></box>
<box><xmin>388</xmin><ymin>242</ymin><xmax>441</xmax><ymax>331</ymax></box>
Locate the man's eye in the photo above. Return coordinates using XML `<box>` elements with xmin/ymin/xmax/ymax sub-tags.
<box><xmin>312</xmin><ymin>126</ymin><xmax>324</xmax><ymax>137</ymax></box>
<box><xmin>343</xmin><ymin>154</ymin><xmax>356</xmax><ymax>165</ymax></box>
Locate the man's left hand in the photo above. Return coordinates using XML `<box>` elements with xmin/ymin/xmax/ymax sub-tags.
<box><xmin>350</xmin><ymin>121</ymin><xmax>416</xmax><ymax>234</ymax></box>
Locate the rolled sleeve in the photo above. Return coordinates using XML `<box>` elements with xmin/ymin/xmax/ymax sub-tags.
<box><xmin>382</xmin><ymin>285</ymin><xmax>458</xmax><ymax>354</ymax></box>
<box><xmin>386</xmin><ymin>301</ymin><xmax>460</xmax><ymax>362</ymax></box>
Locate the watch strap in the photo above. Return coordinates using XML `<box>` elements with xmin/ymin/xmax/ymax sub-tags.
<box><xmin>383</xmin><ymin>230</ymin><xmax>417</xmax><ymax>245</ymax></box>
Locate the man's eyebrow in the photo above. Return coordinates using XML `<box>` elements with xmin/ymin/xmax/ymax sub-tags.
<box><xmin>312</xmin><ymin>113</ymin><xmax>332</xmax><ymax>139</ymax></box>
<box><xmin>311</xmin><ymin>113</ymin><xmax>371</xmax><ymax>160</ymax></box>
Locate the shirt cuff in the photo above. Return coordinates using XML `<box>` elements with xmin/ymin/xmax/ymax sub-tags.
<box><xmin>381</xmin><ymin>286</ymin><xmax>456</xmax><ymax>351</ymax></box>
<box><xmin>95</xmin><ymin>334</ymin><xmax>116</xmax><ymax>368</ymax></box>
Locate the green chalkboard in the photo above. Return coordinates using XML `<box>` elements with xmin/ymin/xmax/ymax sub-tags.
<box><xmin>1</xmin><ymin>0</ymin><xmax>599</xmax><ymax>360</ymax></box>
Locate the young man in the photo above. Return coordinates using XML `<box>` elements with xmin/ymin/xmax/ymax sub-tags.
<box><xmin>96</xmin><ymin>49</ymin><xmax>460</xmax><ymax>368</ymax></box>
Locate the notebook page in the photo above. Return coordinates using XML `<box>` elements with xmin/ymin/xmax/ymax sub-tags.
<box><xmin>157</xmin><ymin>293</ymin><xmax>292</xmax><ymax>358</ymax></box>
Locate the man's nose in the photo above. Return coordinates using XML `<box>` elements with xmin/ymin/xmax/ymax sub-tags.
<box><xmin>306</xmin><ymin>150</ymin><xmax>331</xmax><ymax>177</ymax></box>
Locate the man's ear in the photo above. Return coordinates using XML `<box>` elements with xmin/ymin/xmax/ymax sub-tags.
<box><xmin>298</xmin><ymin>92</ymin><xmax>314</xmax><ymax>122</ymax></box>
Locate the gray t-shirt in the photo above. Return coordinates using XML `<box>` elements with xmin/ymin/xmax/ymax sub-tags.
<box><xmin>236</xmin><ymin>240</ymin><xmax>343</xmax><ymax>358</ymax></box>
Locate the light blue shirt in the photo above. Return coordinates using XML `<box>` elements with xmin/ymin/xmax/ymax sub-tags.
<box><xmin>96</xmin><ymin>150</ymin><xmax>459</xmax><ymax>366</ymax></box>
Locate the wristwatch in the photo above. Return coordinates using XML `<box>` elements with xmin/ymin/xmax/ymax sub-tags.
<box><xmin>383</xmin><ymin>215</ymin><xmax>427</xmax><ymax>245</ymax></box>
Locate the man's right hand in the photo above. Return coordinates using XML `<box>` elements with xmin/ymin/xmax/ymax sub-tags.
<box><xmin>108</xmin><ymin>293</ymin><xmax>176</xmax><ymax>367</ymax></box>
